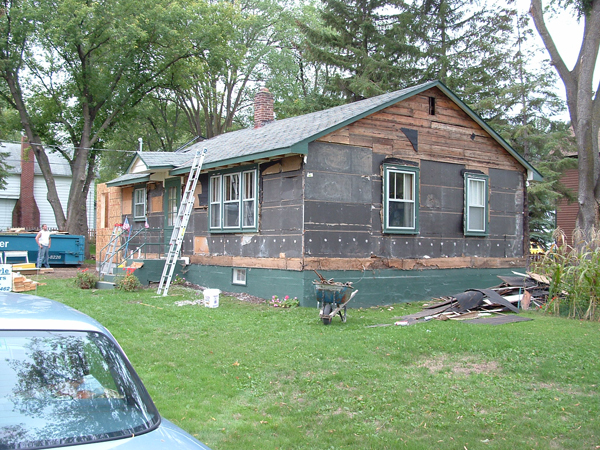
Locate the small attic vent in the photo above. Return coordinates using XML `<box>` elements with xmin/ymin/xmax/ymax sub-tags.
<box><xmin>428</xmin><ymin>97</ymin><xmax>436</xmax><ymax>115</ymax></box>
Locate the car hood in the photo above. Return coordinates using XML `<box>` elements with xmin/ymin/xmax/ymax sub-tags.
<box><xmin>72</xmin><ymin>419</ymin><xmax>211</xmax><ymax>450</ymax></box>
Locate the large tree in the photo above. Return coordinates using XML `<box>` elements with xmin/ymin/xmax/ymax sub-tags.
<box><xmin>0</xmin><ymin>0</ymin><xmax>213</xmax><ymax>245</ymax></box>
<box><xmin>410</xmin><ymin>0</ymin><xmax>516</xmax><ymax>121</ymax></box>
<box><xmin>172</xmin><ymin>0</ymin><xmax>291</xmax><ymax>137</ymax></box>
<box><xmin>530</xmin><ymin>0</ymin><xmax>600</xmax><ymax>239</ymax></box>
<box><xmin>300</xmin><ymin>0</ymin><xmax>420</xmax><ymax>102</ymax></box>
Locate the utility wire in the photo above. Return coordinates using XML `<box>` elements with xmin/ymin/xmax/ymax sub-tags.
<box><xmin>0</xmin><ymin>138</ymin><xmax>138</xmax><ymax>153</ymax></box>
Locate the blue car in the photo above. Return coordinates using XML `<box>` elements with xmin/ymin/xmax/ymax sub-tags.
<box><xmin>0</xmin><ymin>292</ymin><xmax>211</xmax><ymax>449</ymax></box>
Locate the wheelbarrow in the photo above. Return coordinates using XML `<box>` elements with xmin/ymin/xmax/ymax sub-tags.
<box><xmin>314</xmin><ymin>280</ymin><xmax>358</xmax><ymax>325</ymax></box>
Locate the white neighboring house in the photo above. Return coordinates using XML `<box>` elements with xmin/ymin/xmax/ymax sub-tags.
<box><xmin>0</xmin><ymin>141</ymin><xmax>95</xmax><ymax>230</ymax></box>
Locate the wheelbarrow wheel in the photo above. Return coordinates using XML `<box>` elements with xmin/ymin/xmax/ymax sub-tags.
<box><xmin>322</xmin><ymin>303</ymin><xmax>332</xmax><ymax>325</ymax></box>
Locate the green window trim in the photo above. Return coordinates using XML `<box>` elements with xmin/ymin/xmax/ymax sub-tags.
<box><xmin>464</xmin><ymin>173</ymin><xmax>489</xmax><ymax>236</ymax></box>
<box><xmin>209</xmin><ymin>166</ymin><xmax>258</xmax><ymax>233</ymax></box>
<box><xmin>383</xmin><ymin>164</ymin><xmax>419</xmax><ymax>234</ymax></box>
<box><xmin>133</xmin><ymin>187</ymin><xmax>147</xmax><ymax>220</ymax></box>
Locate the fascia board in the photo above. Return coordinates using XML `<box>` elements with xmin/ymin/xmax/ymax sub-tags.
<box><xmin>169</xmin><ymin>144</ymin><xmax>309</xmax><ymax>175</ymax></box>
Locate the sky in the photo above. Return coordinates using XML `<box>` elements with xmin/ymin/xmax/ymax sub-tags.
<box><xmin>514</xmin><ymin>0</ymin><xmax>593</xmax><ymax>119</ymax></box>
<box><xmin>516</xmin><ymin>1</ymin><xmax>583</xmax><ymax>69</ymax></box>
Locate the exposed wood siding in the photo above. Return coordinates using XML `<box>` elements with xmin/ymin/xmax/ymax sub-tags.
<box><xmin>308</xmin><ymin>86</ymin><xmax>526</xmax><ymax>262</ymax></box>
<box><xmin>96</xmin><ymin>183</ymin><xmax>126</xmax><ymax>263</ymax></box>
<box><xmin>556</xmin><ymin>168</ymin><xmax>579</xmax><ymax>246</ymax></box>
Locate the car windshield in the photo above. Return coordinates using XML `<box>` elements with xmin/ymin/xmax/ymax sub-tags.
<box><xmin>0</xmin><ymin>330</ymin><xmax>159</xmax><ymax>449</ymax></box>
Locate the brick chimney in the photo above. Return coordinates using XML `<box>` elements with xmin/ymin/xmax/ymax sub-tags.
<box><xmin>12</xmin><ymin>137</ymin><xmax>40</xmax><ymax>229</ymax></box>
<box><xmin>254</xmin><ymin>87</ymin><xmax>274</xmax><ymax>128</ymax></box>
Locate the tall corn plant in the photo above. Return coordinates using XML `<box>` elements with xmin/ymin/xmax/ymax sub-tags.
<box><xmin>532</xmin><ymin>228</ymin><xmax>600</xmax><ymax>321</ymax></box>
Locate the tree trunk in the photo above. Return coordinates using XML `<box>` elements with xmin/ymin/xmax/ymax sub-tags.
<box><xmin>530</xmin><ymin>0</ymin><xmax>600</xmax><ymax>242</ymax></box>
<box><xmin>4</xmin><ymin>71</ymin><xmax>67</xmax><ymax>229</ymax></box>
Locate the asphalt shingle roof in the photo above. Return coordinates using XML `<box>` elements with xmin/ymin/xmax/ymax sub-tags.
<box><xmin>136</xmin><ymin>151</ymin><xmax>194</xmax><ymax>169</ymax></box>
<box><xmin>108</xmin><ymin>80</ymin><xmax>542</xmax><ymax>182</ymax></box>
<box><xmin>175</xmin><ymin>82</ymin><xmax>436</xmax><ymax>170</ymax></box>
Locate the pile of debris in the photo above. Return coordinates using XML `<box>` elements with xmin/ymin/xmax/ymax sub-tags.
<box><xmin>393</xmin><ymin>272</ymin><xmax>550</xmax><ymax>326</ymax></box>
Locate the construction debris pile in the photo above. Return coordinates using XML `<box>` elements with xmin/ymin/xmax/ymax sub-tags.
<box><xmin>393</xmin><ymin>272</ymin><xmax>550</xmax><ymax>326</ymax></box>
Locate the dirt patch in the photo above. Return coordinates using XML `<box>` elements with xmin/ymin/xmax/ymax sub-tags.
<box><xmin>418</xmin><ymin>354</ymin><xmax>500</xmax><ymax>376</ymax></box>
<box><xmin>28</xmin><ymin>264</ymin><xmax>95</xmax><ymax>280</ymax></box>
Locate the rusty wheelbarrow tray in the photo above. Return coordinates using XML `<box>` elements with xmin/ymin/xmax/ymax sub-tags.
<box><xmin>313</xmin><ymin>281</ymin><xmax>358</xmax><ymax>325</ymax></box>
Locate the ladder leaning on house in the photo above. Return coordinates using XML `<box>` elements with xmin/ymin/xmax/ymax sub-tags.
<box><xmin>99</xmin><ymin>224</ymin><xmax>123</xmax><ymax>278</ymax></box>
<box><xmin>157</xmin><ymin>148</ymin><xmax>207</xmax><ymax>296</ymax></box>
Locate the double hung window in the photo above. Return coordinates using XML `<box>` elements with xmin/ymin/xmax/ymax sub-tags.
<box><xmin>210</xmin><ymin>168</ymin><xmax>257</xmax><ymax>232</ymax></box>
<box><xmin>383</xmin><ymin>165</ymin><xmax>419</xmax><ymax>234</ymax></box>
<box><xmin>167</xmin><ymin>186</ymin><xmax>178</xmax><ymax>226</ymax></box>
<box><xmin>464</xmin><ymin>174</ymin><xmax>488</xmax><ymax>235</ymax></box>
<box><xmin>133</xmin><ymin>188</ymin><xmax>146</xmax><ymax>219</ymax></box>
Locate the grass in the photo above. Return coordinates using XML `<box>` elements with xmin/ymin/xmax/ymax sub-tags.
<box><xmin>33</xmin><ymin>278</ymin><xmax>600</xmax><ymax>450</ymax></box>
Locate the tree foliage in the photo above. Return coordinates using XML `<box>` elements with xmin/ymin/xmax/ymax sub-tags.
<box><xmin>299</xmin><ymin>0</ymin><xmax>420</xmax><ymax>102</ymax></box>
<box><xmin>0</xmin><ymin>0</ymin><xmax>214</xmax><ymax>242</ymax></box>
<box><xmin>170</xmin><ymin>0</ymin><xmax>292</xmax><ymax>137</ymax></box>
<box><xmin>530</xmin><ymin>0</ymin><xmax>600</xmax><ymax>241</ymax></box>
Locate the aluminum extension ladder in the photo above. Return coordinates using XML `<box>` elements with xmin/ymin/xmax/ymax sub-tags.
<box><xmin>157</xmin><ymin>148</ymin><xmax>207</xmax><ymax>296</ymax></box>
<box><xmin>99</xmin><ymin>224</ymin><xmax>123</xmax><ymax>277</ymax></box>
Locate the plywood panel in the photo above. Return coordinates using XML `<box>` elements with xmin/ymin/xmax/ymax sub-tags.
<box><xmin>122</xmin><ymin>187</ymin><xmax>132</xmax><ymax>215</ymax></box>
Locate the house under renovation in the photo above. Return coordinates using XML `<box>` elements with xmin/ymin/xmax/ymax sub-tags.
<box><xmin>97</xmin><ymin>80</ymin><xmax>542</xmax><ymax>307</ymax></box>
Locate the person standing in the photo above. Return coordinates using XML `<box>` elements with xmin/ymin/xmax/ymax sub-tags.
<box><xmin>36</xmin><ymin>224</ymin><xmax>51</xmax><ymax>268</ymax></box>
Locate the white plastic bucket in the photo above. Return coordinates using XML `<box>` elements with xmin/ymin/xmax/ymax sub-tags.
<box><xmin>203</xmin><ymin>289</ymin><xmax>221</xmax><ymax>308</ymax></box>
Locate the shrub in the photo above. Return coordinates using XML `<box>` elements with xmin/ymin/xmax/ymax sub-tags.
<box><xmin>74</xmin><ymin>268</ymin><xmax>99</xmax><ymax>289</ymax></box>
<box><xmin>115</xmin><ymin>273</ymin><xmax>143</xmax><ymax>292</ymax></box>
<box><xmin>173</xmin><ymin>274</ymin><xmax>186</xmax><ymax>285</ymax></box>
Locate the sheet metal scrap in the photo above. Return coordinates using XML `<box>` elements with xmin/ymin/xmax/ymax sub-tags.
<box><xmin>393</xmin><ymin>272</ymin><xmax>551</xmax><ymax>325</ymax></box>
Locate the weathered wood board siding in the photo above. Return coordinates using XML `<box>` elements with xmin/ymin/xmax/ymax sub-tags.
<box><xmin>308</xmin><ymin>86</ymin><xmax>526</xmax><ymax>263</ymax></box>
<box><xmin>556</xmin><ymin>167</ymin><xmax>579</xmax><ymax>246</ymax></box>
<box><xmin>95</xmin><ymin>183</ymin><xmax>125</xmax><ymax>263</ymax></box>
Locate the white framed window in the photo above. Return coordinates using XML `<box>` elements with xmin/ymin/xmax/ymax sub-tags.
<box><xmin>210</xmin><ymin>168</ymin><xmax>258</xmax><ymax>232</ymax></box>
<box><xmin>167</xmin><ymin>185</ymin><xmax>178</xmax><ymax>227</ymax></box>
<box><xmin>464</xmin><ymin>174</ymin><xmax>488</xmax><ymax>236</ymax></box>
<box><xmin>383</xmin><ymin>165</ymin><xmax>419</xmax><ymax>234</ymax></box>
<box><xmin>210</xmin><ymin>175</ymin><xmax>222</xmax><ymax>229</ymax></box>
<box><xmin>223</xmin><ymin>173</ymin><xmax>240</xmax><ymax>228</ymax></box>
<box><xmin>242</xmin><ymin>170</ymin><xmax>256</xmax><ymax>228</ymax></box>
<box><xmin>232</xmin><ymin>268</ymin><xmax>247</xmax><ymax>286</ymax></box>
<box><xmin>134</xmin><ymin>188</ymin><xmax>146</xmax><ymax>219</ymax></box>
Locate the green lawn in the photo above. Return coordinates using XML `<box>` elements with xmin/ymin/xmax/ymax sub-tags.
<box><xmin>34</xmin><ymin>279</ymin><xmax>600</xmax><ymax>449</ymax></box>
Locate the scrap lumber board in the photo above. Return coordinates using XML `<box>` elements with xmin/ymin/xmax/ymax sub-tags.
<box><xmin>393</xmin><ymin>303</ymin><xmax>455</xmax><ymax>321</ymax></box>
<box><xmin>16</xmin><ymin>267</ymin><xmax>54</xmax><ymax>273</ymax></box>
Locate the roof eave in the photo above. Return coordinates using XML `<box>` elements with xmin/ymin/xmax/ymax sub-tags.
<box><xmin>106</xmin><ymin>174</ymin><xmax>150</xmax><ymax>187</ymax></box>
<box><xmin>169</xmin><ymin>143</ymin><xmax>309</xmax><ymax>175</ymax></box>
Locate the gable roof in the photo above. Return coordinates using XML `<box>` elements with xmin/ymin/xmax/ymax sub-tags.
<box><xmin>109</xmin><ymin>80</ymin><xmax>542</xmax><ymax>185</ymax></box>
<box><xmin>0</xmin><ymin>142</ymin><xmax>73</xmax><ymax>177</ymax></box>
<box><xmin>107</xmin><ymin>151</ymin><xmax>193</xmax><ymax>187</ymax></box>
